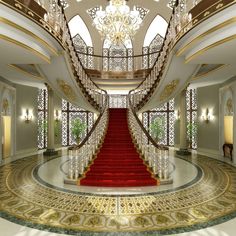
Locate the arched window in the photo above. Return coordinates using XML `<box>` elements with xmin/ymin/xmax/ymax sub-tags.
<box><xmin>37</xmin><ymin>89</ymin><xmax>94</xmax><ymax>149</ymax></box>
<box><xmin>68</xmin><ymin>15</ymin><xmax>94</xmax><ymax>68</ymax></box>
<box><xmin>103</xmin><ymin>39</ymin><xmax>133</xmax><ymax>72</ymax></box>
<box><xmin>143</xmin><ymin>15</ymin><xmax>168</xmax><ymax>47</ymax></box>
<box><xmin>68</xmin><ymin>15</ymin><xmax>93</xmax><ymax>47</ymax></box>
<box><xmin>142</xmin><ymin>15</ymin><xmax>168</xmax><ymax>68</ymax></box>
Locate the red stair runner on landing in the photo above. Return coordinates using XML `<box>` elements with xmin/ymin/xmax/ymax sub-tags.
<box><xmin>80</xmin><ymin>108</ymin><xmax>157</xmax><ymax>187</ymax></box>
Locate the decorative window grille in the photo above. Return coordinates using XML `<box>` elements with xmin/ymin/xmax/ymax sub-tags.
<box><xmin>61</xmin><ymin>100</ymin><xmax>94</xmax><ymax>146</ymax></box>
<box><xmin>73</xmin><ymin>34</ymin><xmax>94</xmax><ymax>69</ymax></box>
<box><xmin>109</xmin><ymin>44</ymin><xmax>127</xmax><ymax>71</ymax></box>
<box><xmin>87</xmin><ymin>6</ymin><xmax>149</xmax><ymax>20</ymax></box>
<box><xmin>103</xmin><ymin>44</ymin><xmax>134</xmax><ymax>72</ymax></box>
<box><xmin>135</xmin><ymin>6</ymin><xmax>149</xmax><ymax>20</ymax></box>
<box><xmin>59</xmin><ymin>0</ymin><xmax>69</xmax><ymax>9</ymax></box>
<box><xmin>186</xmin><ymin>89</ymin><xmax>198</xmax><ymax>149</ymax></box>
<box><xmin>109</xmin><ymin>95</ymin><xmax>127</xmax><ymax>108</ymax></box>
<box><xmin>37</xmin><ymin>90</ymin><xmax>94</xmax><ymax>148</ymax></box>
<box><xmin>167</xmin><ymin>0</ymin><xmax>186</xmax><ymax>11</ymax></box>
<box><xmin>142</xmin><ymin>99</ymin><xmax>175</xmax><ymax>146</ymax></box>
<box><xmin>142</xmin><ymin>34</ymin><xmax>164</xmax><ymax>69</ymax></box>
<box><xmin>148</xmin><ymin>34</ymin><xmax>164</xmax><ymax>68</ymax></box>
<box><xmin>87</xmin><ymin>6</ymin><xmax>100</xmax><ymax>19</ymax></box>
<box><xmin>37</xmin><ymin>89</ymin><xmax>48</xmax><ymax>149</ymax></box>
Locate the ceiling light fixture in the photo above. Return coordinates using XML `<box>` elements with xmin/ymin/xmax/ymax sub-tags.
<box><xmin>91</xmin><ymin>0</ymin><xmax>145</xmax><ymax>46</ymax></box>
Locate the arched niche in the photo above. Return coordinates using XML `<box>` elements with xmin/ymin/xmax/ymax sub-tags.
<box><xmin>0</xmin><ymin>82</ymin><xmax>16</xmax><ymax>161</ymax></box>
<box><xmin>219</xmin><ymin>87</ymin><xmax>234</xmax><ymax>159</ymax></box>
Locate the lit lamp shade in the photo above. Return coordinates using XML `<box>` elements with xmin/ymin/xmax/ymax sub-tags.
<box><xmin>224</xmin><ymin>116</ymin><xmax>233</xmax><ymax>144</ymax></box>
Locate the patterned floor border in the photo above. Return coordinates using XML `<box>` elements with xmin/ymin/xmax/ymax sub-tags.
<box><xmin>0</xmin><ymin>154</ymin><xmax>236</xmax><ymax>235</ymax></box>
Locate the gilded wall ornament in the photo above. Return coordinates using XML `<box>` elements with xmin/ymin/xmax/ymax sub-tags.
<box><xmin>57</xmin><ymin>79</ymin><xmax>76</xmax><ymax>101</ymax></box>
<box><xmin>2</xmin><ymin>98</ymin><xmax>9</xmax><ymax>115</ymax></box>
<box><xmin>226</xmin><ymin>98</ymin><xmax>233</xmax><ymax>115</ymax></box>
<box><xmin>160</xmin><ymin>79</ymin><xmax>179</xmax><ymax>101</ymax></box>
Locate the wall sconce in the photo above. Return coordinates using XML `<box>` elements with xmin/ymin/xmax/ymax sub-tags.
<box><xmin>54</xmin><ymin>109</ymin><xmax>61</xmax><ymax>122</ymax></box>
<box><xmin>175</xmin><ymin>110</ymin><xmax>180</xmax><ymax>121</ymax></box>
<box><xmin>201</xmin><ymin>108</ymin><xmax>213</xmax><ymax>123</ymax></box>
<box><xmin>23</xmin><ymin>108</ymin><xmax>33</xmax><ymax>123</ymax></box>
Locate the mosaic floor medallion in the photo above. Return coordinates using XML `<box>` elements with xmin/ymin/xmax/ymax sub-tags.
<box><xmin>0</xmin><ymin>154</ymin><xmax>236</xmax><ymax>235</ymax></box>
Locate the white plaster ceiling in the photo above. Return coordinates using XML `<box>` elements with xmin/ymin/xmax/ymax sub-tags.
<box><xmin>64</xmin><ymin>0</ymin><xmax>172</xmax><ymax>55</ymax></box>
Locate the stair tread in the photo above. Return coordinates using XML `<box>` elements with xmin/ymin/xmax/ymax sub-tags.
<box><xmin>80</xmin><ymin>108</ymin><xmax>157</xmax><ymax>187</ymax></box>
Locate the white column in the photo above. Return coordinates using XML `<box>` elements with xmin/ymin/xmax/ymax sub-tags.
<box><xmin>0</xmin><ymin>119</ymin><xmax>2</xmax><ymax>163</ymax></box>
<box><xmin>232</xmin><ymin>87</ymin><xmax>236</xmax><ymax>164</ymax></box>
<box><xmin>219</xmin><ymin>89</ymin><xmax>225</xmax><ymax>156</ymax></box>
<box><xmin>0</xmin><ymin>85</ymin><xmax>2</xmax><ymax>163</ymax></box>
<box><xmin>43</xmin><ymin>86</ymin><xmax>58</xmax><ymax>156</ymax></box>
<box><xmin>176</xmin><ymin>88</ymin><xmax>190</xmax><ymax>155</ymax></box>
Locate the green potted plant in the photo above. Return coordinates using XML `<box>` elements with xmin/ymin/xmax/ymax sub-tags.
<box><xmin>149</xmin><ymin>117</ymin><xmax>165</xmax><ymax>143</ymax></box>
<box><xmin>187</xmin><ymin>122</ymin><xmax>197</xmax><ymax>148</ymax></box>
<box><xmin>39</xmin><ymin>120</ymin><xmax>60</xmax><ymax>138</ymax></box>
<box><xmin>71</xmin><ymin>118</ymin><xmax>86</xmax><ymax>144</ymax></box>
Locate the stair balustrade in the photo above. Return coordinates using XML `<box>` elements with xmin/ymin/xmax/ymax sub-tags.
<box><xmin>127</xmin><ymin>97</ymin><xmax>171</xmax><ymax>183</ymax></box>
<box><xmin>129</xmin><ymin>0</ymin><xmax>235</xmax><ymax>111</ymax></box>
<box><xmin>2</xmin><ymin>0</ymin><xmax>234</xmax><ymax>111</ymax></box>
<box><xmin>1</xmin><ymin>0</ymin><xmax>106</xmax><ymax>111</ymax></box>
<box><xmin>66</xmin><ymin>96</ymin><xmax>109</xmax><ymax>183</ymax></box>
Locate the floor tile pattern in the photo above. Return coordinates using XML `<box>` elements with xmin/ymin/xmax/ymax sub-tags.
<box><xmin>0</xmin><ymin>155</ymin><xmax>236</xmax><ymax>235</ymax></box>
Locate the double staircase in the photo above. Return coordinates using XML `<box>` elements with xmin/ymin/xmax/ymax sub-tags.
<box><xmin>2</xmin><ymin>0</ymin><xmax>234</xmax><ymax>187</ymax></box>
<box><xmin>80</xmin><ymin>109</ymin><xmax>157</xmax><ymax>187</ymax></box>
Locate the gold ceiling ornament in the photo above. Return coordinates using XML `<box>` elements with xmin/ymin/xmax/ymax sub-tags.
<box><xmin>90</xmin><ymin>0</ymin><xmax>147</xmax><ymax>46</ymax></box>
<box><xmin>57</xmin><ymin>79</ymin><xmax>76</xmax><ymax>101</ymax></box>
<box><xmin>160</xmin><ymin>79</ymin><xmax>180</xmax><ymax>101</ymax></box>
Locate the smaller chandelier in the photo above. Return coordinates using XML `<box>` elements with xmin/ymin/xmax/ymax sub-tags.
<box><xmin>92</xmin><ymin>0</ymin><xmax>143</xmax><ymax>45</ymax></box>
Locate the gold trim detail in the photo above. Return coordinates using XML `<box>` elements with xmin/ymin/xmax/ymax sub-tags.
<box><xmin>216</xmin><ymin>3</ymin><xmax>224</xmax><ymax>9</ymax></box>
<box><xmin>0</xmin><ymin>34</ymin><xmax>50</xmax><ymax>63</ymax></box>
<box><xmin>57</xmin><ymin>79</ymin><xmax>77</xmax><ymax>101</ymax></box>
<box><xmin>185</xmin><ymin>34</ymin><xmax>236</xmax><ymax>63</ymax></box>
<box><xmin>204</xmin><ymin>11</ymin><xmax>210</xmax><ymax>17</ymax></box>
<box><xmin>191</xmin><ymin>64</ymin><xmax>228</xmax><ymax>80</ymax></box>
<box><xmin>176</xmin><ymin>17</ymin><xmax>236</xmax><ymax>56</ymax></box>
<box><xmin>160</xmin><ymin>79</ymin><xmax>179</xmax><ymax>101</ymax></box>
<box><xmin>1</xmin><ymin>153</ymin><xmax>236</xmax><ymax>232</ymax></box>
<box><xmin>8</xmin><ymin>64</ymin><xmax>44</xmax><ymax>80</ymax></box>
<box><xmin>226</xmin><ymin>98</ymin><xmax>233</xmax><ymax>114</ymax></box>
<box><xmin>0</xmin><ymin>17</ymin><xmax>58</xmax><ymax>56</ymax></box>
<box><xmin>14</xmin><ymin>3</ymin><xmax>22</xmax><ymax>9</ymax></box>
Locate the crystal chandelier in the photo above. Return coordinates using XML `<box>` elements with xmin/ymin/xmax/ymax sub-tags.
<box><xmin>92</xmin><ymin>0</ymin><xmax>144</xmax><ymax>45</ymax></box>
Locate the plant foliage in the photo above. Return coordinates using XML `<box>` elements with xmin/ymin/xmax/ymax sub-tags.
<box><xmin>149</xmin><ymin>117</ymin><xmax>165</xmax><ymax>142</ymax></box>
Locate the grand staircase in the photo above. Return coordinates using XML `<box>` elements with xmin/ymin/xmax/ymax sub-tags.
<box><xmin>80</xmin><ymin>109</ymin><xmax>158</xmax><ymax>187</ymax></box>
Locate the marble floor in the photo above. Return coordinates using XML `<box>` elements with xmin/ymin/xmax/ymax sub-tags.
<box><xmin>0</xmin><ymin>150</ymin><xmax>236</xmax><ymax>235</ymax></box>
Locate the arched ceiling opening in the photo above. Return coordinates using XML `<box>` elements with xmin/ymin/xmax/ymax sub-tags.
<box><xmin>65</xmin><ymin>0</ymin><xmax>172</xmax><ymax>55</ymax></box>
<box><xmin>68</xmin><ymin>15</ymin><xmax>93</xmax><ymax>47</ymax></box>
<box><xmin>143</xmin><ymin>15</ymin><xmax>168</xmax><ymax>47</ymax></box>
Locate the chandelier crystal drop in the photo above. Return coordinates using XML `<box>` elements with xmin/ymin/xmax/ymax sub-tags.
<box><xmin>92</xmin><ymin>0</ymin><xmax>144</xmax><ymax>45</ymax></box>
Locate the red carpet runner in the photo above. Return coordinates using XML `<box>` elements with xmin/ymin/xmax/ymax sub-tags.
<box><xmin>80</xmin><ymin>108</ymin><xmax>157</xmax><ymax>187</ymax></box>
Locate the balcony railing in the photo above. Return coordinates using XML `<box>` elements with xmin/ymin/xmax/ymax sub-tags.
<box><xmin>66</xmin><ymin>96</ymin><xmax>109</xmax><ymax>183</ymax></box>
<box><xmin>128</xmin><ymin>0</ymin><xmax>236</xmax><ymax>111</ymax></box>
<box><xmin>127</xmin><ymin>95</ymin><xmax>171</xmax><ymax>183</ymax></box>
<box><xmin>74</xmin><ymin>50</ymin><xmax>162</xmax><ymax>73</ymax></box>
<box><xmin>2</xmin><ymin>0</ymin><xmax>235</xmax><ymax>185</ymax></box>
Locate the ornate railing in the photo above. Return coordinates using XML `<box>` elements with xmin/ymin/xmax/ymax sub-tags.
<box><xmin>127</xmin><ymin>96</ymin><xmax>171</xmax><ymax>183</ymax></box>
<box><xmin>129</xmin><ymin>0</ymin><xmax>236</xmax><ymax>111</ymax></box>
<box><xmin>2</xmin><ymin>0</ymin><xmax>233</xmax><ymax>112</ymax></box>
<box><xmin>74</xmin><ymin>49</ymin><xmax>162</xmax><ymax>72</ymax></box>
<box><xmin>1</xmin><ymin>0</ymin><xmax>107</xmax><ymax>111</ymax></box>
<box><xmin>109</xmin><ymin>95</ymin><xmax>127</xmax><ymax>108</ymax></box>
<box><xmin>66</xmin><ymin>96</ymin><xmax>109</xmax><ymax>183</ymax></box>
<box><xmin>56</xmin><ymin>0</ymin><xmax>107</xmax><ymax>111</ymax></box>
